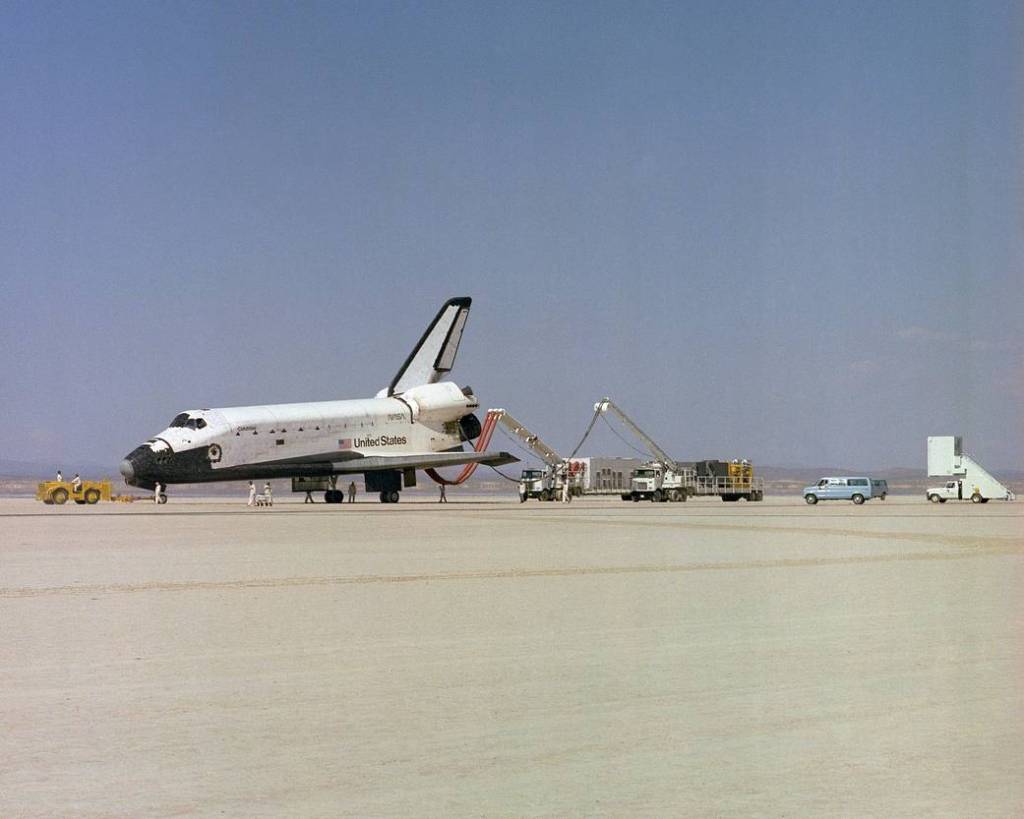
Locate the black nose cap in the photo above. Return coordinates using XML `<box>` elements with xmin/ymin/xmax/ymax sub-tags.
<box><xmin>119</xmin><ymin>458</ymin><xmax>135</xmax><ymax>482</ymax></box>
<box><xmin>120</xmin><ymin>445</ymin><xmax>153</xmax><ymax>487</ymax></box>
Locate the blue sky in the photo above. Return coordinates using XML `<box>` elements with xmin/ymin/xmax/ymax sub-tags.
<box><xmin>1</xmin><ymin>1</ymin><xmax>1021</xmax><ymax>470</ymax></box>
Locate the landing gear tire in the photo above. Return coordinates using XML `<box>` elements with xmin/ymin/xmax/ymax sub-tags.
<box><xmin>971</xmin><ymin>493</ymin><xmax>983</xmax><ymax>504</ymax></box>
<box><xmin>388</xmin><ymin>490</ymin><xmax>400</xmax><ymax>503</ymax></box>
<box><xmin>805</xmin><ymin>494</ymin><xmax>818</xmax><ymax>505</ymax></box>
<box><xmin>852</xmin><ymin>494</ymin><xmax>865</xmax><ymax>505</ymax></box>
<box><xmin>158</xmin><ymin>493</ymin><xmax>168</xmax><ymax>504</ymax></box>
<box><xmin>51</xmin><ymin>488</ymin><xmax>69</xmax><ymax>505</ymax></box>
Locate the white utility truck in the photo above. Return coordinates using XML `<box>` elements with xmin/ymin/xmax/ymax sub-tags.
<box><xmin>926</xmin><ymin>436</ymin><xmax>1015</xmax><ymax>503</ymax></box>
<box><xmin>628</xmin><ymin>462</ymin><xmax>693</xmax><ymax>503</ymax></box>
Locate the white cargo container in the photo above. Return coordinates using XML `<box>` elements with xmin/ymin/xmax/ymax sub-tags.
<box><xmin>569</xmin><ymin>457</ymin><xmax>643</xmax><ymax>495</ymax></box>
<box><xmin>926</xmin><ymin>436</ymin><xmax>1015</xmax><ymax>503</ymax></box>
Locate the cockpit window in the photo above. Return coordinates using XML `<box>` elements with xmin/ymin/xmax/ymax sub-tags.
<box><xmin>170</xmin><ymin>413</ymin><xmax>207</xmax><ymax>430</ymax></box>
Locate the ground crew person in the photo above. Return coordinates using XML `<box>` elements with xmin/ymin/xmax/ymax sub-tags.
<box><xmin>247</xmin><ymin>481</ymin><xmax>256</xmax><ymax>507</ymax></box>
<box><xmin>439</xmin><ymin>484</ymin><xmax>447</xmax><ymax>503</ymax></box>
<box><xmin>56</xmin><ymin>469</ymin><xmax>63</xmax><ymax>482</ymax></box>
<box><xmin>154</xmin><ymin>481</ymin><xmax>162</xmax><ymax>504</ymax></box>
<box><xmin>263</xmin><ymin>482</ymin><xmax>273</xmax><ymax>506</ymax></box>
<box><xmin>304</xmin><ymin>490</ymin><xmax>314</xmax><ymax>503</ymax></box>
<box><xmin>348</xmin><ymin>481</ymin><xmax>357</xmax><ymax>503</ymax></box>
<box><xmin>71</xmin><ymin>474</ymin><xmax>82</xmax><ymax>492</ymax></box>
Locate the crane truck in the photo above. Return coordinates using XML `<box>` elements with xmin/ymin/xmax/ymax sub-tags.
<box><xmin>594</xmin><ymin>398</ymin><xmax>764</xmax><ymax>502</ymax></box>
<box><xmin>926</xmin><ymin>436</ymin><xmax>1015</xmax><ymax>503</ymax></box>
<box><xmin>490</xmin><ymin>409</ymin><xmax>580</xmax><ymax>501</ymax></box>
<box><xmin>593</xmin><ymin>398</ymin><xmax>694</xmax><ymax>502</ymax></box>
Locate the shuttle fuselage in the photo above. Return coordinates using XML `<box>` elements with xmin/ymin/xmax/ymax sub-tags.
<box><xmin>119</xmin><ymin>297</ymin><xmax>515</xmax><ymax>502</ymax></box>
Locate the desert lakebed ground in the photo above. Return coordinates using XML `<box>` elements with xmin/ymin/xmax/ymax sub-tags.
<box><xmin>2</xmin><ymin>496</ymin><xmax>1022</xmax><ymax>816</ymax></box>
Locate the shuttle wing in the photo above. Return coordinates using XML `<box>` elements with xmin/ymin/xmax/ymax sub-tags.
<box><xmin>329</xmin><ymin>450</ymin><xmax>517</xmax><ymax>474</ymax></box>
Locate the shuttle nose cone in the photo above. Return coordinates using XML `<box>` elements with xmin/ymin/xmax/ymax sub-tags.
<box><xmin>119</xmin><ymin>458</ymin><xmax>135</xmax><ymax>482</ymax></box>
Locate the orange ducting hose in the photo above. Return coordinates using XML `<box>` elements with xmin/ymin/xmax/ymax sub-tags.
<box><xmin>425</xmin><ymin>409</ymin><xmax>501</xmax><ymax>486</ymax></box>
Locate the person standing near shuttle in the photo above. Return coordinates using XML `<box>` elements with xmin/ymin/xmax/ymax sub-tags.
<box><xmin>347</xmin><ymin>481</ymin><xmax>356</xmax><ymax>503</ymax></box>
<box><xmin>247</xmin><ymin>481</ymin><xmax>256</xmax><ymax>507</ymax></box>
<box><xmin>119</xmin><ymin>298</ymin><xmax>516</xmax><ymax>504</ymax></box>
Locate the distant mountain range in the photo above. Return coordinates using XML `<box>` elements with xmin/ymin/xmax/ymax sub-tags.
<box><xmin>3</xmin><ymin>459</ymin><xmax>1020</xmax><ymax>493</ymax></box>
<box><xmin>3</xmin><ymin>458</ymin><xmax>1021</xmax><ymax>481</ymax></box>
<box><xmin>0</xmin><ymin>459</ymin><xmax>122</xmax><ymax>480</ymax></box>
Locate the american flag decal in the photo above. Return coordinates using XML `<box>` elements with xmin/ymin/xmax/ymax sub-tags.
<box><xmin>338</xmin><ymin>438</ymin><xmax>352</xmax><ymax>449</ymax></box>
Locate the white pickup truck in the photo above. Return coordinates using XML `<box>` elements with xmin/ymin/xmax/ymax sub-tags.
<box><xmin>926</xmin><ymin>436</ymin><xmax>1015</xmax><ymax>504</ymax></box>
<box><xmin>927</xmin><ymin>479</ymin><xmax>1013</xmax><ymax>504</ymax></box>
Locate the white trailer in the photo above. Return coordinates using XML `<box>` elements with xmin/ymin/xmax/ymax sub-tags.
<box><xmin>568</xmin><ymin>457</ymin><xmax>643</xmax><ymax>496</ymax></box>
<box><xmin>926</xmin><ymin>436</ymin><xmax>1015</xmax><ymax>503</ymax></box>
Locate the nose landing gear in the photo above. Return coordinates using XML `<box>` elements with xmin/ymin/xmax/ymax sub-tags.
<box><xmin>379</xmin><ymin>490</ymin><xmax>400</xmax><ymax>503</ymax></box>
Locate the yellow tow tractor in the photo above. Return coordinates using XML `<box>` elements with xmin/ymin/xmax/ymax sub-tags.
<box><xmin>36</xmin><ymin>480</ymin><xmax>113</xmax><ymax>505</ymax></box>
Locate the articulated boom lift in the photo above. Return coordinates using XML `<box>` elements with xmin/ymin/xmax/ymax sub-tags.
<box><xmin>490</xmin><ymin>409</ymin><xmax>578</xmax><ymax>502</ymax></box>
<box><xmin>594</xmin><ymin>398</ymin><xmax>685</xmax><ymax>474</ymax></box>
<box><xmin>594</xmin><ymin>398</ymin><xmax>693</xmax><ymax>502</ymax></box>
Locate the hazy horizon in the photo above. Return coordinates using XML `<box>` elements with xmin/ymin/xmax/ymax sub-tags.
<box><xmin>3</xmin><ymin>2</ymin><xmax>1021</xmax><ymax>472</ymax></box>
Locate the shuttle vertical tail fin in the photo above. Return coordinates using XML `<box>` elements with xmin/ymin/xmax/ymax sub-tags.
<box><xmin>383</xmin><ymin>297</ymin><xmax>472</xmax><ymax>396</ymax></box>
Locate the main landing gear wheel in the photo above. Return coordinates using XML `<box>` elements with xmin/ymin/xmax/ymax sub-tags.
<box><xmin>379</xmin><ymin>490</ymin><xmax>401</xmax><ymax>503</ymax></box>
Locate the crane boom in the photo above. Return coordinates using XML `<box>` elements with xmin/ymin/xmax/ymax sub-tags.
<box><xmin>490</xmin><ymin>409</ymin><xmax>564</xmax><ymax>468</ymax></box>
<box><xmin>594</xmin><ymin>398</ymin><xmax>680</xmax><ymax>471</ymax></box>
